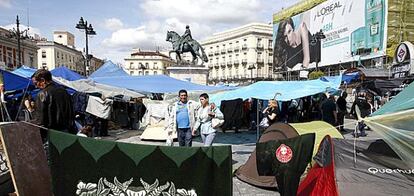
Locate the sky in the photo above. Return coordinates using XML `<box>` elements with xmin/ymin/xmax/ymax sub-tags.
<box><xmin>0</xmin><ymin>0</ymin><xmax>299</xmax><ymax>64</ymax></box>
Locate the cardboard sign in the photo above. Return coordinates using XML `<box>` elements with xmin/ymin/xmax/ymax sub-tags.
<box><xmin>0</xmin><ymin>122</ymin><xmax>52</xmax><ymax>196</ymax></box>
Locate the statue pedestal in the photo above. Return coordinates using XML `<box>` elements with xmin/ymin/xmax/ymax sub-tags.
<box><xmin>166</xmin><ymin>62</ymin><xmax>209</xmax><ymax>85</ymax></box>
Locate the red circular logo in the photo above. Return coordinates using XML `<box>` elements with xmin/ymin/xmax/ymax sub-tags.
<box><xmin>275</xmin><ymin>144</ymin><xmax>293</xmax><ymax>163</ymax></box>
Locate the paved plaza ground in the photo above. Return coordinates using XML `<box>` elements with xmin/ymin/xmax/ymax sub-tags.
<box><xmin>103</xmin><ymin>118</ymin><xmax>381</xmax><ymax>195</ymax></box>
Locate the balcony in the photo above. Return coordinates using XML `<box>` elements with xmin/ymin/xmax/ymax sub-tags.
<box><xmin>208</xmin><ymin>63</ymin><xmax>213</xmax><ymax>68</ymax></box>
<box><xmin>227</xmin><ymin>47</ymin><xmax>233</xmax><ymax>53</ymax></box>
<box><xmin>214</xmin><ymin>63</ymin><xmax>219</xmax><ymax>68</ymax></box>
<box><xmin>268</xmin><ymin>59</ymin><xmax>273</xmax><ymax>64</ymax></box>
<box><xmin>257</xmin><ymin>58</ymin><xmax>264</xmax><ymax>64</ymax></box>
<box><xmin>257</xmin><ymin>44</ymin><xmax>264</xmax><ymax>49</ymax></box>
<box><xmin>233</xmin><ymin>60</ymin><xmax>239</xmax><ymax>65</ymax></box>
<box><xmin>221</xmin><ymin>49</ymin><xmax>226</xmax><ymax>54</ymax></box>
<box><xmin>242</xmin><ymin>44</ymin><xmax>247</xmax><ymax>50</ymax></box>
<box><xmin>242</xmin><ymin>59</ymin><xmax>247</xmax><ymax>64</ymax></box>
<box><xmin>214</xmin><ymin>50</ymin><xmax>219</xmax><ymax>55</ymax></box>
<box><xmin>268</xmin><ymin>45</ymin><xmax>273</xmax><ymax>50</ymax></box>
<box><xmin>208</xmin><ymin>52</ymin><xmax>213</xmax><ymax>57</ymax></box>
<box><xmin>227</xmin><ymin>61</ymin><xmax>233</xmax><ymax>66</ymax></box>
<box><xmin>234</xmin><ymin>46</ymin><xmax>240</xmax><ymax>52</ymax></box>
<box><xmin>220</xmin><ymin>62</ymin><xmax>226</xmax><ymax>68</ymax></box>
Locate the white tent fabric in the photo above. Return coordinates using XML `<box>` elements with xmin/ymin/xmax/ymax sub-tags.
<box><xmin>54</xmin><ymin>78</ymin><xmax>145</xmax><ymax>98</ymax></box>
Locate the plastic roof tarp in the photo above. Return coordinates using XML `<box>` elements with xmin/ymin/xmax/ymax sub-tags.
<box><xmin>54</xmin><ymin>78</ymin><xmax>145</xmax><ymax>98</ymax></box>
<box><xmin>1</xmin><ymin>69</ymin><xmax>33</xmax><ymax>91</ymax></box>
<box><xmin>92</xmin><ymin>74</ymin><xmax>232</xmax><ymax>94</ymax></box>
<box><xmin>210</xmin><ymin>75</ymin><xmax>342</xmax><ymax>104</ymax></box>
<box><xmin>364</xmin><ymin>82</ymin><xmax>414</xmax><ymax>168</ymax></box>
<box><xmin>371</xmin><ymin>81</ymin><xmax>414</xmax><ymax>116</ymax></box>
<box><xmin>88</xmin><ymin>60</ymin><xmax>129</xmax><ymax>78</ymax></box>
<box><xmin>11</xmin><ymin>65</ymin><xmax>37</xmax><ymax>78</ymax></box>
<box><xmin>51</xmin><ymin>66</ymin><xmax>85</xmax><ymax>81</ymax></box>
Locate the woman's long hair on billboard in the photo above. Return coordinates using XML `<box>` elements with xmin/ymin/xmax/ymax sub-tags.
<box><xmin>273</xmin><ymin>18</ymin><xmax>294</xmax><ymax>71</ymax></box>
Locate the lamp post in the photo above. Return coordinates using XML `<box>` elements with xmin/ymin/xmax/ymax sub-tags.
<box><xmin>248</xmin><ymin>64</ymin><xmax>256</xmax><ymax>83</ymax></box>
<box><xmin>8</xmin><ymin>15</ymin><xmax>29</xmax><ymax>68</ymax></box>
<box><xmin>76</xmin><ymin>17</ymin><xmax>96</xmax><ymax>76</ymax></box>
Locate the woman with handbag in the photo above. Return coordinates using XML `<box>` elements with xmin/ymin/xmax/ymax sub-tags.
<box><xmin>193</xmin><ymin>93</ymin><xmax>224</xmax><ymax>146</ymax></box>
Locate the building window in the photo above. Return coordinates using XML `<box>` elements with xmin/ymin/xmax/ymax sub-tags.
<box><xmin>130</xmin><ymin>62</ymin><xmax>134</xmax><ymax>69</ymax></box>
<box><xmin>0</xmin><ymin>48</ymin><xmax>2</xmax><ymax>62</ymax></box>
<box><xmin>57</xmin><ymin>52</ymin><xmax>60</xmax><ymax>58</ymax></box>
<box><xmin>7</xmin><ymin>52</ymin><xmax>12</xmax><ymax>65</ymax></box>
<box><xmin>154</xmin><ymin>71</ymin><xmax>158</xmax><ymax>75</ymax></box>
<box><xmin>139</xmin><ymin>71</ymin><xmax>142</xmax><ymax>75</ymax></box>
<box><xmin>130</xmin><ymin>71</ymin><xmax>134</xmax><ymax>75</ymax></box>
<box><xmin>58</xmin><ymin>35</ymin><xmax>62</xmax><ymax>38</ymax></box>
<box><xmin>145</xmin><ymin>63</ymin><xmax>149</xmax><ymax>69</ymax></box>
<box><xmin>42</xmin><ymin>51</ymin><xmax>46</xmax><ymax>58</ymax></box>
<box><xmin>145</xmin><ymin>71</ymin><xmax>149</xmax><ymax>75</ymax></box>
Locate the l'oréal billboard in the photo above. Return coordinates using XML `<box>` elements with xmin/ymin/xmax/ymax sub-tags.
<box><xmin>273</xmin><ymin>0</ymin><xmax>387</xmax><ymax>71</ymax></box>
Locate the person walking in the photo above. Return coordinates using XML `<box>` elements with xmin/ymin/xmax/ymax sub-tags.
<box><xmin>350</xmin><ymin>91</ymin><xmax>371</xmax><ymax>137</ymax></box>
<box><xmin>321</xmin><ymin>94</ymin><xmax>337</xmax><ymax>126</ymax></box>
<box><xmin>166</xmin><ymin>89</ymin><xmax>199</xmax><ymax>147</ymax></box>
<box><xmin>193</xmin><ymin>93</ymin><xmax>224</xmax><ymax>146</ymax></box>
<box><xmin>336</xmin><ymin>92</ymin><xmax>348</xmax><ymax>132</ymax></box>
<box><xmin>31</xmin><ymin>69</ymin><xmax>74</xmax><ymax>136</ymax></box>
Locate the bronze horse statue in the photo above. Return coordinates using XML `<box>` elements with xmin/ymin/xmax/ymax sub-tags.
<box><xmin>166</xmin><ymin>31</ymin><xmax>208</xmax><ymax>64</ymax></box>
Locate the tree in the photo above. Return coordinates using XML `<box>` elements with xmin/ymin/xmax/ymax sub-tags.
<box><xmin>308</xmin><ymin>70</ymin><xmax>325</xmax><ymax>80</ymax></box>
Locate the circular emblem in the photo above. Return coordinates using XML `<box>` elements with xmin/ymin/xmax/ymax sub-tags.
<box><xmin>275</xmin><ymin>144</ymin><xmax>293</xmax><ymax>163</ymax></box>
<box><xmin>396</xmin><ymin>43</ymin><xmax>408</xmax><ymax>63</ymax></box>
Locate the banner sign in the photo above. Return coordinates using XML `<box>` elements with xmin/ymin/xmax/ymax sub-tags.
<box><xmin>273</xmin><ymin>0</ymin><xmax>387</xmax><ymax>71</ymax></box>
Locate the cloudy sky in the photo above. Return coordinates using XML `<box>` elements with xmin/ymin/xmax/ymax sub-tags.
<box><xmin>0</xmin><ymin>0</ymin><xmax>299</xmax><ymax>63</ymax></box>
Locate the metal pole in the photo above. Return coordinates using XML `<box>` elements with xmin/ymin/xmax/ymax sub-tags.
<box><xmin>256</xmin><ymin>100</ymin><xmax>260</xmax><ymax>141</ymax></box>
<box><xmin>85</xmin><ymin>21</ymin><xmax>89</xmax><ymax>76</ymax></box>
<box><xmin>16</xmin><ymin>15</ymin><xmax>22</xmax><ymax>68</ymax></box>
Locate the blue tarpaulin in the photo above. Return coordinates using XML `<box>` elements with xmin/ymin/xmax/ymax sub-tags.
<box><xmin>51</xmin><ymin>66</ymin><xmax>85</xmax><ymax>81</ymax></box>
<box><xmin>210</xmin><ymin>76</ymin><xmax>342</xmax><ymax>105</ymax></box>
<box><xmin>342</xmin><ymin>72</ymin><xmax>360</xmax><ymax>84</ymax></box>
<box><xmin>92</xmin><ymin>74</ymin><xmax>232</xmax><ymax>93</ymax></box>
<box><xmin>11</xmin><ymin>65</ymin><xmax>37</xmax><ymax>78</ymax></box>
<box><xmin>89</xmin><ymin>60</ymin><xmax>129</xmax><ymax>78</ymax></box>
<box><xmin>1</xmin><ymin>69</ymin><xmax>33</xmax><ymax>91</ymax></box>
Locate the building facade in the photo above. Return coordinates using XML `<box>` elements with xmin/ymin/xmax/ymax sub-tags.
<box><xmin>124</xmin><ymin>49</ymin><xmax>174</xmax><ymax>76</ymax></box>
<box><xmin>201</xmin><ymin>23</ymin><xmax>274</xmax><ymax>85</ymax></box>
<box><xmin>0</xmin><ymin>27</ymin><xmax>38</xmax><ymax>70</ymax></box>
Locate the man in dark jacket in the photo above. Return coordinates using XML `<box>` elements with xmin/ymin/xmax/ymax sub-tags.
<box><xmin>32</xmin><ymin>69</ymin><xmax>74</xmax><ymax>135</ymax></box>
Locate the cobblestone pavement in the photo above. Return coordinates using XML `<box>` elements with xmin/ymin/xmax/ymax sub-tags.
<box><xmin>106</xmin><ymin>118</ymin><xmax>381</xmax><ymax>195</ymax></box>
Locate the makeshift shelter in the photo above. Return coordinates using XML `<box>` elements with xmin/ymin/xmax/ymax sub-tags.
<box><xmin>53</xmin><ymin>78</ymin><xmax>145</xmax><ymax>98</ymax></box>
<box><xmin>50</xmin><ymin>66</ymin><xmax>85</xmax><ymax>81</ymax></box>
<box><xmin>88</xmin><ymin>60</ymin><xmax>129</xmax><ymax>78</ymax></box>
<box><xmin>11</xmin><ymin>65</ymin><xmax>36</xmax><ymax>78</ymax></box>
<box><xmin>297</xmin><ymin>136</ymin><xmax>414</xmax><ymax>196</ymax></box>
<box><xmin>235</xmin><ymin>121</ymin><xmax>343</xmax><ymax>189</ymax></box>
<box><xmin>92</xmin><ymin>74</ymin><xmax>231</xmax><ymax>94</ymax></box>
<box><xmin>210</xmin><ymin>76</ymin><xmax>342</xmax><ymax>105</ymax></box>
<box><xmin>0</xmin><ymin>69</ymin><xmax>33</xmax><ymax>91</ymax></box>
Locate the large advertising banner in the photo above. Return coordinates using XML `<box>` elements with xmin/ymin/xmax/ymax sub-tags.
<box><xmin>273</xmin><ymin>0</ymin><xmax>387</xmax><ymax>71</ymax></box>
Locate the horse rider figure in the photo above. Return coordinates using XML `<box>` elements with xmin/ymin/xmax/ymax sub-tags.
<box><xmin>179</xmin><ymin>25</ymin><xmax>193</xmax><ymax>53</ymax></box>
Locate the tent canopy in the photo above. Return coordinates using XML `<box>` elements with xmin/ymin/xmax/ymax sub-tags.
<box><xmin>1</xmin><ymin>69</ymin><xmax>33</xmax><ymax>91</ymax></box>
<box><xmin>88</xmin><ymin>60</ymin><xmax>129</xmax><ymax>78</ymax></box>
<box><xmin>51</xmin><ymin>66</ymin><xmax>85</xmax><ymax>81</ymax></box>
<box><xmin>371</xmin><ymin>81</ymin><xmax>414</xmax><ymax>116</ymax></box>
<box><xmin>11</xmin><ymin>65</ymin><xmax>37</xmax><ymax>78</ymax></box>
<box><xmin>210</xmin><ymin>75</ymin><xmax>342</xmax><ymax>104</ymax></box>
<box><xmin>54</xmin><ymin>78</ymin><xmax>145</xmax><ymax>98</ymax></box>
<box><xmin>92</xmin><ymin>74</ymin><xmax>232</xmax><ymax>94</ymax></box>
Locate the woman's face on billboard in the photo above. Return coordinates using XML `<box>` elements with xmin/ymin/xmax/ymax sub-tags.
<box><xmin>283</xmin><ymin>23</ymin><xmax>297</xmax><ymax>48</ymax></box>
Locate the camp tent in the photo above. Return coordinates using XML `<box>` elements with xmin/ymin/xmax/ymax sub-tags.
<box><xmin>11</xmin><ymin>65</ymin><xmax>37</xmax><ymax>78</ymax></box>
<box><xmin>297</xmin><ymin>136</ymin><xmax>414</xmax><ymax>196</ymax></box>
<box><xmin>51</xmin><ymin>66</ymin><xmax>85</xmax><ymax>81</ymax></box>
<box><xmin>88</xmin><ymin>60</ymin><xmax>129</xmax><ymax>78</ymax></box>
<box><xmin>210</xmin><ymin>75</ymin><xmax>342</xmax><ymax>105</ymax></box>
<box><xmin>235</xmin><ymin>121</ymin><xmax>343</xmax><ymax>189</ymax></box>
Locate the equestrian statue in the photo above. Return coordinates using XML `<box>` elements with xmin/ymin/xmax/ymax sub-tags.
<box><xmin>166</xmin><ymin>25</ymin><xmax>208</xmax><ymax>65</ymax></box>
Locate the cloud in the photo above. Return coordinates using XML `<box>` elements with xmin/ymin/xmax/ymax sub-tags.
<box><xmin>102</xmin><ymin>18</ymin><xmax>124</xmax><ymax>31</ymax></box>
<box><xmin>140</xmin><ymin>0</ymin><xmax>263</xmax><ymax>25</ymax></box>
<box><xmin>1</xmin><ymin>24</ymin><xmax>42</xmax><ymax>37</ymax></box>
<box><xmin>0</xmin><ymin>0</ymin><xmax>11</xmax><ymax>8</ymax></box>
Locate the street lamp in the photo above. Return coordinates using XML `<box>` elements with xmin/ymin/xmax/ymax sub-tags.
<box><xmin>8</xmin><ymin>15</ymin><xmax>29</xmax><ymax>68</ymax></box>
<box><xmin>76</xmin><ymin>17</ymin><xmax>96</xmax><ymax>76</ymax></box>
<box><xmin>248</xmin><ymin>64</ymin><xmax>256</xmax><ymax>83</ymax></box>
